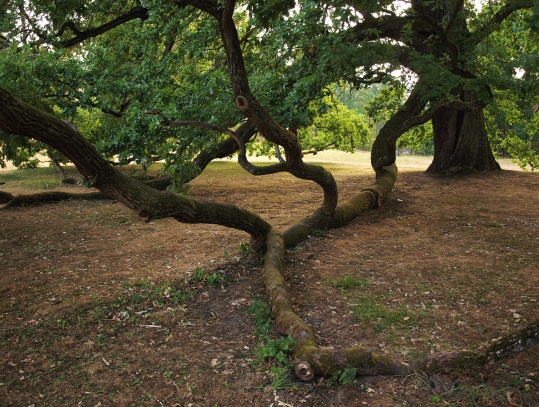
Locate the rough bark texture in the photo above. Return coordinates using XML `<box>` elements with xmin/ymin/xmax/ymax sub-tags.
<box><xmin>0</xmin><ymin>190</ymin><xmax>15</xmax><ymax>203</ymax></box>
<box><xmin>408</xmin><ymin>0</ymin><xmax>501</xmax><ymax>174</ymax></box>
<box><xmin>217</xmin><ymin>1</ymin><xmax>339</xmax><ymax>215</ymax></box>
<box><xmin>193</xmin><ymin>120</ymin><xmax>257</xmax><ymax>172</ymax></box>
<box><xmin>428</xmin><ymin>102</ymin><xmax>501</xmax><ymax>173</ymax></box>
<box><xmin>283</xmin><ymin>164</ymin><xmax>397</xmax><ymax>248</ymax></box>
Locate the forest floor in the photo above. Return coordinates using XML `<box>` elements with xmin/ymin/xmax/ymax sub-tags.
<box><xmin>1</xmin><ymin>152</ymin><xmax>538</xmax><ymax>407</ymax></box>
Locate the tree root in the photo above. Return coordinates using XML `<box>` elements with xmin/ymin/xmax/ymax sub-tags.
<box><xmin>283</xmin><ymin>164</ymin><xmax>397</xmax><ymax>248</ymax></box>
<box><xmin>0</xmin><ymin>175</ymin><xmax>175</xmax><ymax>210</ymax></box>
<box><xmin>263</xmin><ymin>163</ymin><xmax>538</xmax><ymax>381</ymax></box>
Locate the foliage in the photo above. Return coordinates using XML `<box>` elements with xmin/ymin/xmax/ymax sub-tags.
<box><xmin>329</xmin><ymin>367</ymin><xmax>358</xmax><ymax>386</ymax></box>
<box><xmin>248</xmin><ymin>297</ymin><xmax>296</xmax><ymax>390</ymax></box>
<box><xmin>299</xmin><ymin>98</ymin><xmax>371</xmax><ymax>152</ymax></box>
<box><xmin>366</xmin><ymin>84</ymin><xmax>433</xmax><ymax>155</ymax></box>
<box><xmin>1</xmin><ymin>0</ymin><xmax>537</xmax><ymax>172</ymax></box>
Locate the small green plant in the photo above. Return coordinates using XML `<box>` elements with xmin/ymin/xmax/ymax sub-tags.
<box><xmin>194</xmin><ymin>267</ymin><xmax>205</xmax><ymax>281</ymax></box>
<box><xmin>248</xmin><ymin>297</ymin><xmax>272</xmax><ymax>336</ymax></box>
<box><xmin>328</xmin><ymin>275</ymin><xmax>367</xmax><ymax>290</ymax></box>
<box><xmin>96</xmin><ymin>333</ymin><xmax>107</xmax><ymax>346</ymax></box>
<box><xmin>154</xmin><ymin>282</ymin><xmax>188</xmax><ymax>306</ymax></box>
<box><xmin>113</xmin><ymin>296</ymin><xmax>128</xmax><ymax>307</ymax></box>
<box><xmin>330</xmin><ymin>367</ymin><xmax>358</xmax><ymax>385</ymax></box>
<box><xmin>238</xmin><ymin>242</ymin><xmax>252</xmax><ymax>257</ymax></box>
<box><xmin>190</xmin><ymin>268</ymin><xmax>229</xmax><ymax>288</ymax></box>
<box><xmin>248</xmin><ymin>297</ymin><xmax>296</xmax><ymax>390</ymax></box>
<box><xmin>255</xmin><ymin>335</ymin><xmax>295</xmax><ymax>366</ymax></box>
<box><xmin>57</xmin><ymin>319</ymin><xmax>69</xmax><ymax>328</ymax></box>
<box><xmin>207</xmin><ymin>270</ymin><xmax>226</xmax><ymax>288</ymax></box>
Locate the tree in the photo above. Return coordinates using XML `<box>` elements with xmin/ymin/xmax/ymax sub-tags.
<box><xmin>1</xmin><ymin>0</ymin><xmax>538</xmax><ymax>380</ymax></box>
<box><xmin>297</xmin><ymin>98</ymin><xmax>371</xmax><ymax>152</ymax></box>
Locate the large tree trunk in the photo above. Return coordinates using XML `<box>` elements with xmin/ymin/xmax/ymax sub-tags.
<box><xmin>427</xmin><ymin>100</ymin><xmax>500</xmax><ymax>174</ymax></box>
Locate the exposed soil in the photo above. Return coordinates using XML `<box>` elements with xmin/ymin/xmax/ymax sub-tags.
<box><xmin>1</xmin><ymin>162</ymin><xmax>538</xmax><ymax>406</ymax></box>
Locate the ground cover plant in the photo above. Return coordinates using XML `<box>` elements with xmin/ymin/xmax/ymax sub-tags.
<box><xmin>1</xmin><ymin>154</ymin><xmax>538</xmax><ymax>406</ymax></box>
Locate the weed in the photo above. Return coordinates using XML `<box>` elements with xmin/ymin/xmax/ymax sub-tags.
<box><xmin>238</xmin><ymin>242</ymin><xmax>252</xmax><ymax>257</ymax></box>
<box><xmin>352</xmin><ymin>295</ymin><xmax>417</xmax><ymax>331</ymax></box>
<box><xmin>57</xmin><ymin>319</ymin><xmax>69</xmax><ymax>328</ymax></box>
<box><xmin>207</xmin><ymin>270</ymin><xmax>226</xmax><ymax>288</ymax></box>
<box><xmin>328</xmin><ymin>275</ymin><xmax>368</xmax><ymax>290</ymax></box>
<box><xmin>190</xmin><ymin>268</ymin><xmax>230</xmax><ymax>289</ymax></box>
<box><xmin>267</xmin><ymin>365</ymin><xmax>294</xmax><ymax>390</ymax></box>
<box><xmin>154</xmin><ymin>282</ymin><xmax>188</xmax><ymax>306</ymax></box>
<box><xmin>96</xmin><ymin>333</ymin><xmax>107</xmax><ymax>346</ymax></box>
<box><xmin>330</xmin><ymin>367</ymin><xmax>358</xmax><ymax>385</ymax></box>
<box><xmin>194</xmin><ymin>267</ymin><xmax>205</xmax><ymax>281</ymax></box>
<box><xmin>255</xmin><ymin>335</ymin><xmax>295</xmax><ymax>366</ymax></box>
<box><xmin>248</xmin><ymin>297</ymin><xmax>272</xmax><ymax>336</ymax></box>
<box><xmin>248</xmin><ymin>297</ymin><xmax>296</xmax><ymax>390</ymax></box>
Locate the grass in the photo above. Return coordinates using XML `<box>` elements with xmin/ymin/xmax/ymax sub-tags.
<box><xmin>352</xmin><ymin>294</ymin><xmax>419</xmax><ymax>332</ymax></box>
<box><xmin>328</xmin><ymin>275</ymin><xmax>368</xmax><ymax>290</ymax></box>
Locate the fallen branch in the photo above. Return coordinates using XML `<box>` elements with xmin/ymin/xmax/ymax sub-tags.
<box><xmin>0</xmin><ymin>190</ymin><xmax>14</xmax><ymax>204</ymax></box>
<box><xmin>0</xmin><ymin>190</ymin><xmax>108</xmax><ymax>210</ymax></box>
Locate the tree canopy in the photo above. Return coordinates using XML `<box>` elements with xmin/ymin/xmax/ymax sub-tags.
<box><xmin>1</xmin><ymin>0</ymin><xmax>537</xmax><ymax>176</ymax></box>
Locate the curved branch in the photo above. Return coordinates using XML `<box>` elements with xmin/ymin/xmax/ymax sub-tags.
<box><xmin>283</xmin><ymin>164</ymin><xmax>397</xmax><ymax>249</ymax></box>
<box><xmin>145</xmin><ymin>110</ymin><xmax>289</xmax><ymax>176</ymax></box>
<box><xmin>371</xmin><ymin>78</ymin><xmax>430</xmax><ymax>174</ymax></box>
<box><xmin>215</xmin><ymin>5</ymin><xmax>339</xmax><ymax>215</ymax></box>
<box><xmin>58</xmin><ymin>7</ymin><xmax>149</xmax><ymax>47</ymax></box>
<box><xmin>0</xmin><ymin>86</ymin><xmax>271</xmax><ymax>250</ymax></box>
<box><xmin>193</xmin><ymin>120</ymin><xmax>257</xmax><ymax>171</ymax></box>
<box><xmin>275</xmin><ymin>144</ymin><xmax>286</xmax><ymax>163</ymax></box>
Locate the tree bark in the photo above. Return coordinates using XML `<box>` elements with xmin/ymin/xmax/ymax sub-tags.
<box><xmin>427</xmin><ymin>100</ymin><xmax>500</xmax><ymax>173</ymax></box>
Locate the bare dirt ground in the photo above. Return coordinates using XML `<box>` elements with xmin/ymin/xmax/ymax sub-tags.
<box><xmin>1</xmin><ymin>156</ymin><xmax>538</xmax><ymax>406</ymax></box>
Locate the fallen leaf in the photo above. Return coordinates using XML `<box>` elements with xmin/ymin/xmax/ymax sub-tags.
<box><xmin>506</xmin><ymin>391</ymin><xmax>521</xmax><ymax>407</ymax></box>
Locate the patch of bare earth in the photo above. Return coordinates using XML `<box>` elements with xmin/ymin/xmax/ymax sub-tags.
<box><xmin>1</xmin><ymin>167</ymin><xmax>538</xmax><ymax>406</ymax></box>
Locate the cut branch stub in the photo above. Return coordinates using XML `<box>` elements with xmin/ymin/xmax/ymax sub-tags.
<box><xmin>235</xmin><ymin>95</ymin><xmax>249</xmax><ymax>111</ymax></box>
